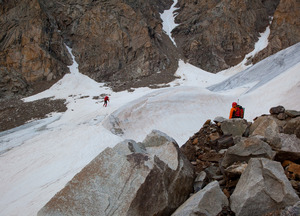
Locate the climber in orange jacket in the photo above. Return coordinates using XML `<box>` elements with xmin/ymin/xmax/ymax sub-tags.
<box><xmin>229</xmin><ymin>102</ymin><xmax>237</xmax><ymax>119</ymax></box>
<box><xmin>229</xmin><ymin>102</ymin><xmax>244</xmax><ymax>119</ymax></box>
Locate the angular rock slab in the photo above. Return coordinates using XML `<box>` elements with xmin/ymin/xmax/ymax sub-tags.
<box><xmin>171</xmin><ymin>181</ymin><xmax>228</xmax><ymax>216</ymax></box>
<box><xmin>278</xmin><ymin>133</ymin><xmax>300</xmax><ymax>153</ymax></box>
<box><xmin>249</xmin><ymin>115</ymin><xmax>282</xmax><ymax>147</ymax></box>
<box><xmin>221</xmin><ymin>136</ymin><xmax>275</xmax><ymax>168</ymax></box>
<box><xmin>220</xmin><ymin>119</ymin><xmax>249</xmax><ymax>137</ymax></box>
<box><xmin>38</xmin><ymin>130</ymin><xmax>194</xmax><ymax>216</ymax></box>
<box><xmin>230</xmin><ymin>158</ymin><xmax>300</xmax><ymax>216</ymax></box>
<box><xmin>193</xmin><ymin>171</ymin><xmax>207</xmax><ymax>192</ymax></box>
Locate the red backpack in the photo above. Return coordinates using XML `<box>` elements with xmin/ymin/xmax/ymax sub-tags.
<box><xmin>234</xmin><ymin>105</ymin><xmax>245</xmax><ymax>118</ymax></box>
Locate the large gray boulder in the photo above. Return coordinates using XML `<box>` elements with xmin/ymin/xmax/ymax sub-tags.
<box><xmin>221</xmin><ymin>136</ymin><xmax>275</xmax><ymax>168</ymax></box>
<box><xmin>220</xmin><ymin>119</ymin><xmax>250</xmax><ymax>137</ymax></box>
<box><xmin>230</xmin><ymin>158</ymin><xmax>300</xmax><ymax>216</ymax></box>
<box><xmin>37</xmin><ymin>130</ymin><xmax>194</xmax><ymax>216</ymax></box>
<box><xmin>249</xmin><ymin>115</ymin><xmax>283</xmax><ymax>147</ymax></box>
<box><xmin>171</xmin><ymin>181</ymin><xmax>228</xmax><ymax>216</ymax></box>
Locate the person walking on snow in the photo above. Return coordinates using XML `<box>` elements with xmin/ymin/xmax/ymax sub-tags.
<box><xmin>103</xmin><ymin>96</ymin><xmax>109</xmax><ymax>107</ymax></box>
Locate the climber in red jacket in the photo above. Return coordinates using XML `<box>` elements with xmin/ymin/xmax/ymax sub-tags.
<box><xmin>103</xmin><ymin>96</ymin><xmax>109</xmax><ymax>107</ymax></box>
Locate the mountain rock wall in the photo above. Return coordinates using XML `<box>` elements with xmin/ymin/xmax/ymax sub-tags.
<box><xmin>172</xmin><ymin>0</ymin><xmax>280</xmax><ymax>72</ymax></box>
<box><xmin>39</xmin><ymin>0</ymin><xmax>179</xmax><ymax>91</ymax></box>
<box><xmin>0</xmin><ymin>0</ymin><xmax>72</xmax><ymax>98</ymax></box>
<box><xmin>0</xmin><ymin>0</ymin><xmax>299</xmax><ymax>97</ymax></box>
<box><xmin>252</xmin><ymin>0</ymin><xmax>300</xmax><ymax>64</ymax></box>
<box><xmin>0</xmin><ymin>0</ymin><xmax>178</xmax><ymax>97</ymax></box>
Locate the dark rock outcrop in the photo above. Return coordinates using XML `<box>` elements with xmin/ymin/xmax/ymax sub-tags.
<box><xmin>39</xmin><ymin>0</ymin><xmax>179</xmax><ymax>91</ymax></box>
<box><xmin>0</xmin><ymin>0</ymin><xmax>72</xmax><ymax>98</ymax></box>
<box><xmin>1</xmin><ymin>0</ymin><xmax>300</xmax><ymax>97</ymax></box>
<box><xmin>252</xmin><ymin>0</ymin><xmax>300</xmax><ymax>64</ymax></box>
<box><xmin>0</xmin><ymin>67</ymin><xmax>29</xmax><ymax>97</ymax></box>
<box><xmin>0</xmin><ymin>0</ymin><xmax>178</xmax><ymax>97</ymax></box>
<box><xmin>172</xmin><ymin>0</ymin><xmax>281</xmax><ymax>72</ymax></box>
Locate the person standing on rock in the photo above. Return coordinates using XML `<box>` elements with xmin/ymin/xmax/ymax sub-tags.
<box><xmin>103</xmin><ymin>96</ymin><xmax>109</xmax><ymax>107</ymax></box>
<box><xmin>229</xmin><ymin>102</ymin><xmax>244</xmax><ymax>119</ymax></box>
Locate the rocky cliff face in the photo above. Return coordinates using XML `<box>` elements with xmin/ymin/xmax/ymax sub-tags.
<box><xmin>0</xmin><ymin>0</ymin><xmax>72</xmax><ymax>98</ymax></box>
<box><xmin>252</xmin><ymin>0</ymin><xmax>300</xmax><ymax>64</ymax></box>
<box><xmin>0</xmin><ymin>0</ymin><xmax>178</xmax><ymax>97</ymax></box>
<box><xmin>172</xmin><ymin>0</ymin><xmax>300</xmax><ymax>72</ymax></box>
<box><xmin>172</xmin><ymin>0</ymin><xmax>279</xmax><ymax>72</ymax></box>
<box><xmin>0</xmin><ymin>0</ymin><xmax>299</xmax><ymax>98</ymax></box>
<box><xmin>39</xmin><ymin>0</ymin><xmax>178</xmax><ymax>91</ymax></box>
